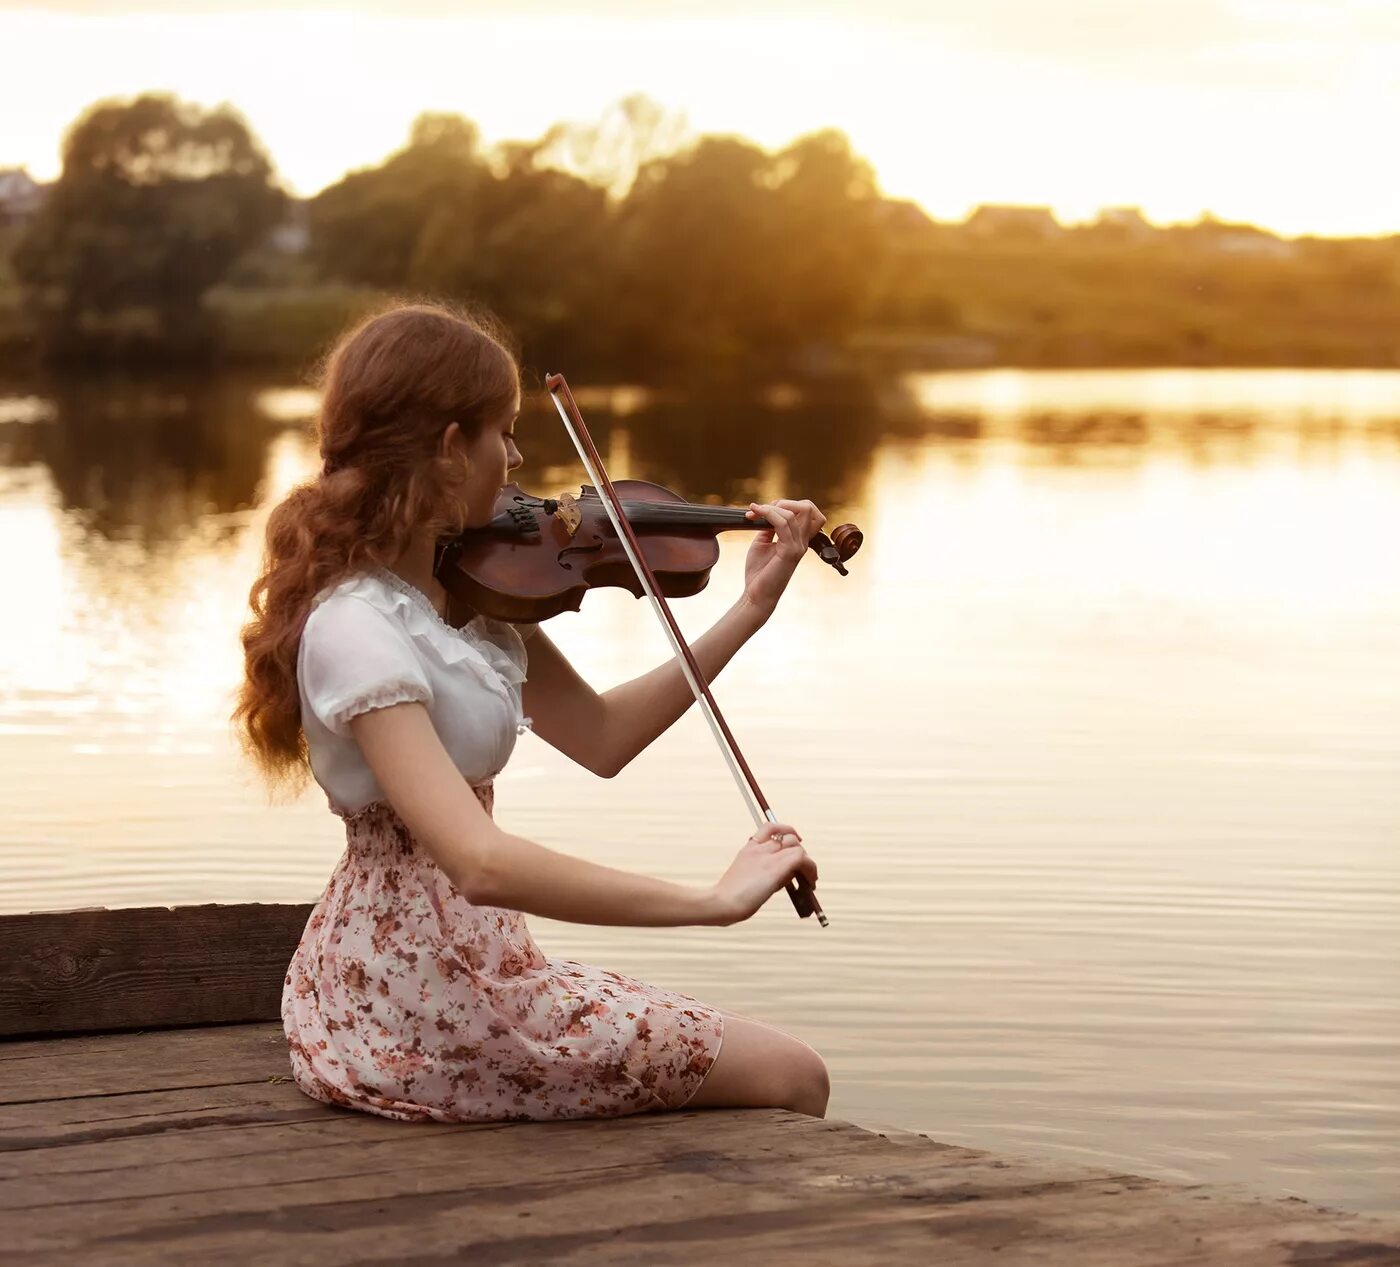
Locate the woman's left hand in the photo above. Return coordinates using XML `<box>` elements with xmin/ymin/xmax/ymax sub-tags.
<box><xmin>741</xmin><ymin>498</ymin><xmax>828</xmax><ymax>618</ymax></box>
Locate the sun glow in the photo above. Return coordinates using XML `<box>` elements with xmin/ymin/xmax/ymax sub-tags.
<box><xmin>3</xmin><ymin>4</ymin><xmax>1400</xmax><ymax>236</ymax></box>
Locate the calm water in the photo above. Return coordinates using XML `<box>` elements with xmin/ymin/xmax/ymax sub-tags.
<box><xmin>2</xmin><ymin>368</ymin><xmax>1398</xmax><ymax>1216</ymax></box>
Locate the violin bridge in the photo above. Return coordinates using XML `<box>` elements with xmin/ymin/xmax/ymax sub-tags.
<box><xmin>555</xmin><ymin>491</ymin><xmax>582</xmax><ymax>536</ymax></box>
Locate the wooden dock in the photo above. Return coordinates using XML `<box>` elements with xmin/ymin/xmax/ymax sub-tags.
<box><xmin>3</xmin><ymin>903</ymin><xmax>1399</xmax><ymax>1265</ymax></box>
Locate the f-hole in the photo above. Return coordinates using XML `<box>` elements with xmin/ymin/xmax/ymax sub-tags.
<box><xmin>558</xmin><ymin>538</ymin><xmax>605</xmax><ymax>571</ymax></box>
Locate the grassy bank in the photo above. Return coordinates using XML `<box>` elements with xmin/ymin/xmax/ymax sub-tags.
<box><xmin>5</xmin><ymin>239</ymin><xmax>1400</xmax><ymax>375</ymax></box>
<box><xmin>207</xmin><ymin>283</ymin><xmax>389</xmax><ymax>368</ymax></box>
<box><xmin>0</xmin><ymin>282</ymin><xmax>388</xmax><ymax>373</ymax></box>
<box><xmin>870</xmin><ymin>235</ymin><xmax>1400</xmax><ymax>369</ymax></box>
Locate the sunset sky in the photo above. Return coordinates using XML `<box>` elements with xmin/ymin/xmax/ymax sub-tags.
<box><xmin>3</xmin><ymin>0</ymin><xmax>1399</xmax><ymax>237</ymax></box>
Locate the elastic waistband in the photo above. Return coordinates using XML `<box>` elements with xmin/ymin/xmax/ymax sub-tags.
<box><xmin>338</xmin><ymin>779</ymin><xmax>495</xmax><ymax>842</ymax></box>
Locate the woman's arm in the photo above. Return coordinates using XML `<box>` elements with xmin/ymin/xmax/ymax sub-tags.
<box><xmin>518</xmin><ymin>496</ymin><xmax>821</xmax><ymax>778</ymax></box>
<box><xmin>522</xmin><ymin>596</ymin><xmax>769</xmax><ymax>778</ymax></box>
<box><xmin>348</xmin><ymin>700</ymin><xmax>728</xmax><ymax>926</ymax></box>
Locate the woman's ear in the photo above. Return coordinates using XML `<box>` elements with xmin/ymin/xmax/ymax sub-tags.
<box><xmin>439</xmin><ymin>421</ymin><xmax>463</xmax><ymax>460</ymax></box>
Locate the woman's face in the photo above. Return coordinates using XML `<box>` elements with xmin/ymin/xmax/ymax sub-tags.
<box><xmin>450</xmin><ymin>390</ymin><xmax>523</xmax><ymax>527</ymax></box>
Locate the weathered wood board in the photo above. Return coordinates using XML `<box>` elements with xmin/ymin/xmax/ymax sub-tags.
<box><xmin>3</xmin><ymin>1023</ymin><xmax>1398</xmax><ymax>1265</ymax></box>
<box><xmin>0</xmin><ymin>903</ymin><xmax>312</xmax><ymax>1037</ymax></box>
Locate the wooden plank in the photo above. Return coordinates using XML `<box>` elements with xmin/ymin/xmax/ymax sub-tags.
<box><xmin>3</xmin><ymin>1026</ymin><xmax>1399</xmax><ymax>1264</ymax></box>
<box><xmin>0</xmin><ymin>905</ymin><xmax>311</xmax><ymax>1037</ymax></box>
<box><xmin>0</xmin><ymin>1022</ymin><xmax>289</xmax><ymax>1103</ymax></box>
<box><xmin>0</xmin><ymin>1023</ymin><xmax>1397</xmax><ymax>1265</ymax></box>
<box><xmin>3</xmin><ymin>1100</ymin><xmax>1398</xmax><ymax>1265</ymax></box>
<box><xmin>0</xmin><ymin>1080</ymin><xmax>334</xmax><ymax>1153</ymax></box>
<box><xmin>0</xmin><ymin>1075</ymin><xmax>311</xmax><ymax>1130</ymax></box>
<box><xmin>0</xmin><ymin>1089</ymin><xmax>882</xmax><ymax>1197</ymax></box>
<box><xmin>0</xmin><ymin>1067</ymin><xmax>816</xmax><ymax>1163</ymax></box>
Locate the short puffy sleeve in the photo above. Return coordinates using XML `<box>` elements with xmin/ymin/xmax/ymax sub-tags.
<box><xmin>299</xmin><ymin>595</ymin><xmax>433</xmax><ymax>738</ymax></box>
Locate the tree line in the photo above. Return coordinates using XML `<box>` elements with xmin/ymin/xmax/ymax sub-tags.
<box><xmin>9</xmin><ymin>93</ymin><xmax>887</xmax><ymax>381</ymax></box>
<box><xmin>8</xmin><ymin>92</ymin><xmax>1400</xmax><ymax>378</ymax></box>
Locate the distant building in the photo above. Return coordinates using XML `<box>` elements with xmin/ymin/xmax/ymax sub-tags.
<box><xmin>1094</xmin><ymin>206</ymin><xmax>1154</xmax><ymax>241</ymax></box>
<box><xmin>876</xmin><ymin>198</ymin><xmax>936</xmax><ymax>236</ymax></box>
<box><xmin>0</xmin><ymin>168</ymin><xmax>45</xmax><ymax>227</ymax></box>
<box><xmin>1185</xmin><ymin>216</ymin><xmax>1296</xmax><ymax>258</ymax></box>
<box><xmin>965</xmin><ymin>204</ymin><xmax>1062</xmax><ymax>239</ymax></box>
<box><xmin>1211</xmin><ymin>230</ymin><xmax>1295</xmax><ymax>258</ymax></box>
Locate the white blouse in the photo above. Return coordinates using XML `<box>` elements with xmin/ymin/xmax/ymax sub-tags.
<box><xmin>297</xmin><ymin>567</ymin><xmax>537</xmax><ymax>817</ymax></box>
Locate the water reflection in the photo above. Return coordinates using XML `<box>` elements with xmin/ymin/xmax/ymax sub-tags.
<box><xmin>892</xmin><ymin>367</ymin><xmax>1400</xmax><ymax>447</ymax></box>
<box><xmin>4</xmin><ymin>368</ymin><xmax>1397</xmax><ymax>551</ymax></box>
<box><xmin>0</xmin><ymin>374</ymin><xmax>889</xmax><ymax>547</ymax></box>
<box><xmin>2</xmin><ymin>374</ymin><xmax>271</xmax><ymax>543</ymax></box>
<box><xmin>2</xmin><ymin>368</ymin><xmax>1399</xmax><ymax>1219</ymax></box>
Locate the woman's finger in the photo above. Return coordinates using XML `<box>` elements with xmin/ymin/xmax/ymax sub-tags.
<box><xmin>751</xmin><ymin>821</ymin><xmax>800</xmax><ymax>844</ymax></box>
<box><xmin>752</xmin><ymin>832</ymin><xmax>806</xmax><ymax>861</ymax></box>
<box><xmin>776</xmin><ymin>499</ymin><xmax>825</xmax><ymax>538</ymax></box>
<box><xmin>777</xmin><ymin>847</ymin><xmax>817</xmax><ymax>887</ymax></box>
<box><xmin>760</xmin><ymin>504</ymin><xmax>800</xmax><ymax>556</ymax></box>
<box><xmin>776</xmin><ymin>498</ymin><xmax>820</xmax><ymax>523</ymax></box>
<box><xmin>748</xmin><ymin>501</ymin><xmax>809</xmax><ymax>563</ymax></box>
<box><xmin>748</xmin><ymin>502</ymin><xmax>796</xmax><ymax>532</ymax></box>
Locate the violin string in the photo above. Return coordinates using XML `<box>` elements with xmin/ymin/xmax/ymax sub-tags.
<box><xmin>624</xmin><ymin>507</ymin><xmax>751</xmax><ymax>521</ymax></box>
<box><xmin>574</xmin><ymin>498</ymin><xmax>753</xmax><ymax>522</ymax></box>
<box><xmin>573</xmin><ymin>492</ymin><xmax>745</xmax><ymax>513</ymax></box>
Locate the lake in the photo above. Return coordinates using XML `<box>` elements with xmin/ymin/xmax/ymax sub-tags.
<box><xmin>2</xmin><ymin>366</ymin><xmax>1397</xmax><ymax>1217</ymax></box>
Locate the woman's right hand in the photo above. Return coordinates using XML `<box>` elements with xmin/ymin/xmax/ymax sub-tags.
<box><xmin>708</xmin><ymin>822</ymin><xmax>818</xmax><ymax>926</ymax></box>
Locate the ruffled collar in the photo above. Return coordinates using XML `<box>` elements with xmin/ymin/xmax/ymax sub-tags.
<box><xmin>314</xmin><ymin>568</ymin><xmax>529</xmax><ymax>696</ymax></box>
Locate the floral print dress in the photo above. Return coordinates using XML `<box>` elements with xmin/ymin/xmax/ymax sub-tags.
<box><xmin>282</xmin><ymin>569</ymin><xmax>725</xmax><ymax>1122</ymax></box>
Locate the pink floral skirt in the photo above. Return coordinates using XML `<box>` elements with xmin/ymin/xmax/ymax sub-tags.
<box><xmin>282</xmin><ymin>780</ymin><xmax>725</xmax><ymax>1123</ymax></box>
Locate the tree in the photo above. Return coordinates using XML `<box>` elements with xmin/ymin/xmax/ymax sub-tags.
<box><xmin>610</xmin><ymin>129</ymin><xmax>888</xmax><ymax>381</ymax></box>
<box><xmin>528</xmin><ymin>93</ymin><xmax>693</xmax><ymax>201</ymax></box>
<box><xmin>308</xmin><ymin>114</ymin><xmax>489</xmax><ymax>289</ymax></box>
<box><xmin>305</xmin><ymin>106</ymin><xmax>889</xmax><ymax>383</ymax></box>
<box><xmin>14</xmin><ymin>93</ymin><xmax>285</xmax><ymax>360</ymax></box>
<box><xmin>765</xmin><ymin>130</ymin><xmax>888</xmax><ymax>353</ymax></box>
<box><xmin>311</xmin><ymin>113</ymin><xmax>617</xmax><ymax>370</ymax></box>
<box><xmin>605</xmin><ymin>136</ymin><xmax>778</xmax><ymax>379</ymax></box>
<box><xmin>414</xmin><ymin>143</ymin><xmax>614</xmax><ymax>369</ymax></box>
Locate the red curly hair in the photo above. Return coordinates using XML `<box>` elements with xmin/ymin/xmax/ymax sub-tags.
<box><xmin>233</xmin><ymin>299</ymin><xmax>521</xmax><ymax>799</ymax></box>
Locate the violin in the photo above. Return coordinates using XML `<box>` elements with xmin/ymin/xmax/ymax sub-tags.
<box><xmin>434</xmin><ymin>479</ymin><xmax>863</xmax><ymax>625</ymax></box>
<box><xmin>433</xmin><ymin>373</ymin><xmax>858</xmax><ymax>928</ymax></box>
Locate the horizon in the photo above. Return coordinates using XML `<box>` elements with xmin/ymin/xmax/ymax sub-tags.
<box><xmin>3</xmin><ymin>2</ymin><xmax>1400</xmax><ymax>238</ymax></box>
<box><xmin>4</xmin><ymin>148</ymin><xmax>1368</xmax><ymax>242</ymax></box>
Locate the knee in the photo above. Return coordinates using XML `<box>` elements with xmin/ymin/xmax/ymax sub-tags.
<box><xmin>783</xmin><ymin>1049</ymin><xmax>831</xmax><ymax>1119</ymax></box>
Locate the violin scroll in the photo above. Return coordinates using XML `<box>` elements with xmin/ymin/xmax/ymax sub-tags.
<box><xmin>831</xmin><ymin>523</ymin><xmax>863</xmax><ymax>560</ymax></box>
<box><xmin>810</xmin><ymin>522</ymin><xmax>863</xmax><ymax>576</ymax></box>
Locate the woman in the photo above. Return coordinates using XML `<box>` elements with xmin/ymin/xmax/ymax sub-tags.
<box><xmin>234</xmin><ymin>300</ymin><xmax>828</xmax><ymax>1125</ymax></box>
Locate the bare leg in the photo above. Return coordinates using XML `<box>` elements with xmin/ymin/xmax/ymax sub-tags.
<box><xmin>679</xmin><ymin>1009</ymin><xmax>830</xmax><ymax>1118</ymax></box>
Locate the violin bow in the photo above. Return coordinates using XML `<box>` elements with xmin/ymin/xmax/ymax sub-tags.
<box><xmin>545</xmin><ymin>373</ymin><xmax>827</xmax><ymax>927</ymax></box>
